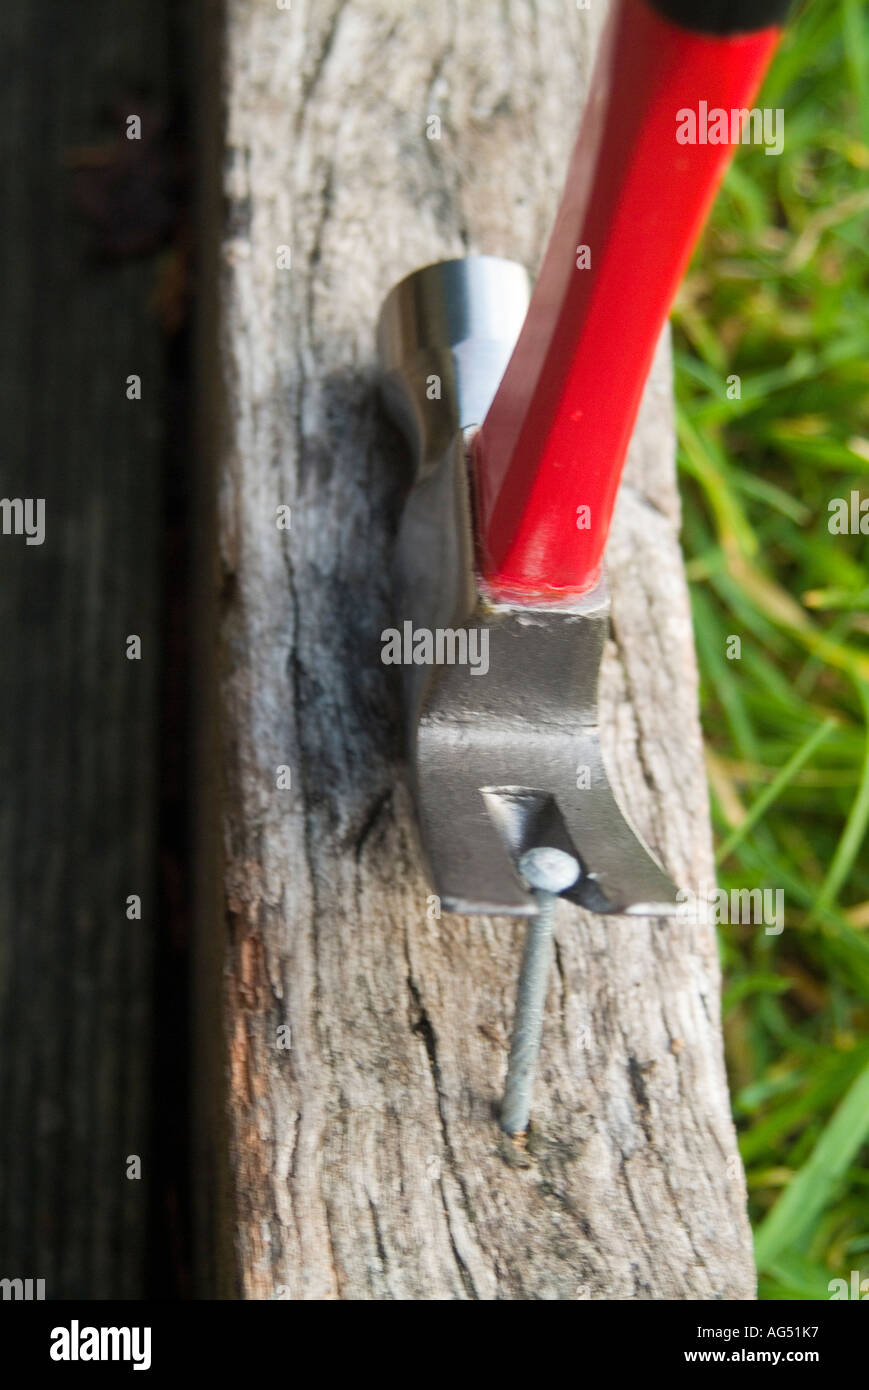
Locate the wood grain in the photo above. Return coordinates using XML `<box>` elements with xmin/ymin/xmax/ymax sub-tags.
<box><xmin>197</xmin><ymin>0</ymin><xmax>756</xmax><ymax>1299</ymax></box>
<box><xmin>0</xmin><ymin>0</ymin><xmax>178</xmax><ymax>1298</ymax></box>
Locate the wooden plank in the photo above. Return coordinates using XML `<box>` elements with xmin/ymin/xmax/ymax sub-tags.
<box><xmin>199</xmin><ymin>0</ymin><xmax>756</xmax><ymax>1299</ymax></box>
<box><xmin>0</xmin><ymin>0</ymin><xmax>179</xmax><ymax>1299</ymax></box>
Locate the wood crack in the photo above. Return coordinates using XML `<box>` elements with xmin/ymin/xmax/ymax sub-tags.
<box><xmin>405</xmin><ymin>969</ymin><xmax>480</xmax><ymax>1299</ymax></box>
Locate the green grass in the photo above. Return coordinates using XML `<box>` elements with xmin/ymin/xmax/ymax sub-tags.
<box><xmin>671</xmin><ymin>0</ymin><xmax>869</xmax><ymax>1299</ymax></box>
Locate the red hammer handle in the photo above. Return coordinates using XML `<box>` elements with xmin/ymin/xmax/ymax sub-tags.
<box><xmin>472</xmin><ymin>0</ymin><xmax>787</xmax><ymax>603</ymax></box>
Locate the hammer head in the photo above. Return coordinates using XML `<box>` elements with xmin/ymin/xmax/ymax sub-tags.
<box><xmin>378</xmin><ymin>257</ymin><xmax>679</xmax><ymax>917</ymax></box>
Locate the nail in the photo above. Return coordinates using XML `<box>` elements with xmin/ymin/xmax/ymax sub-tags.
<box><xmin>500</xmin><ymin>847</ymin><xmax>580</xmax><ymax>1136</ymax></box>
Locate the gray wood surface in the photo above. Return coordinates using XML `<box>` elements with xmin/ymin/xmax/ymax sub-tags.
<box><xmin>197</xmin><ymin>0</ymin><xmax>756</xmax><ymax>1299</ymax></box>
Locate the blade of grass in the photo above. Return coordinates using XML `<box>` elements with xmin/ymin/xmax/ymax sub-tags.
<box><xmin>716</xmin><ymin>718</ymin><xmax>837</xmax><ymax>864</ymax></box>
<box><xmin>739</xmin><ymin>1045</ymin><xmax>869</xmax><ymax>1162</ymax></box>
<box><xmin>812</xmin><ymin>683</ymin><xmax>869</xmax><ymax>916</ymax></box>
<box><xmin>762</xmin><ymin>1252</ymin><xmax>843</xmax><ymax>1300</ymax></box>
<box><xmin>753</xmin><ymin>1057</ymin><xmax>869</xmax><ymax>1270</ymax></box>
<box><xmin>843</xmin><ymin>0</ymin><xmax>869</xmax><ymax>147</ymax></box>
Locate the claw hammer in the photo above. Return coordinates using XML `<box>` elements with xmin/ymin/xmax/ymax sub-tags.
<box><xmin>377</xmin><ymin>0</ymin><xmax>790</xmax><ymax>1132</ymax></box>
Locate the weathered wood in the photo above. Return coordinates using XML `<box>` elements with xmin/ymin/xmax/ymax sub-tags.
<box><xmin>198</xmin><ymin>0</ymin><xmax>756</xmax><ymax>1299</ymax></box>
<box><xmin>0</xmin><ymin>0</ymin><xmax>179</xmax><ymax>1298</ymax></box>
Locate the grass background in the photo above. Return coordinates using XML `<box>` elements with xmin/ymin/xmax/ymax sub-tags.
<box><xmin>671</xmin><ymin>0</ymin><xmax>869</xmax><ymax>1298</ymax></box>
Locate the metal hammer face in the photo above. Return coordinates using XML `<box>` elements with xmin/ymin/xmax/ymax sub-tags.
<box><xmin>377</xmin><ymin>257</ymin><xmax>678</xmax><ymax>917</ymax></box>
